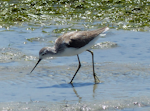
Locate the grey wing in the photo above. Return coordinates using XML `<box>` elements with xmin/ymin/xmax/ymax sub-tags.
<box><xmin>54</xmin><ymin>31</ymin><xmax>78</xmax><ymax>52</ymax></box>
<box><xmin>55</xmin><ymin>27</ymin><xmax>108</xmax><ymax>49</ymax></box>
<box><xmin>66</xmin><ymin>32</ymin><xmax>94</xmax><ymax>48</ymax></box>
<box><xmin>67</xmin><ymin>27</ymin><xmax>108</xmax><ymax>48</ymax></box>
<box><xmin>66</xmin><ymin>29</ymin><xmax>103</xmax><ymax>48</ymax></box>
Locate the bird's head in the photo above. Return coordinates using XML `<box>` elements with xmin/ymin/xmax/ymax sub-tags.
<box><xmin>39</xmin><ymin>47</ymin><xmax>49</xmax><ymax>60</ymax></box>
<box><xmin>30</xmin><ymin>47</ymin><xmax>54</xmax><ymax>73</ymax></box>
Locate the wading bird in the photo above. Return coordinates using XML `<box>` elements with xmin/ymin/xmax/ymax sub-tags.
<box><xmin>30</xmin><ymin>27</ymin><xmax>109</xmax><ymax>83</ymax></box>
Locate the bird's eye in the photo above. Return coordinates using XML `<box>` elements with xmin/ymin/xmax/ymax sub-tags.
<box><xmin>42</xmin><ymin>53</ymin><xmax>45</xmax><ymax>56</ymax></box>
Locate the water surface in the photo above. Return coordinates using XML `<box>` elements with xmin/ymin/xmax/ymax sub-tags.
<box><xmin>0</xmin><ymin>26</ymin><xmax>150</xmax><ymax>110</ymax></box>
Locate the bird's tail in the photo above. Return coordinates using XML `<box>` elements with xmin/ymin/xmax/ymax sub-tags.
<box><xmin>95</xmin><ymin>27</ymin><xmax>109</xmax><ymax>34</ymax></box>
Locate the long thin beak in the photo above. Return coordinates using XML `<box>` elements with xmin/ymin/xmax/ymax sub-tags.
<box><xmin>30</xmin><ymin>59</ymin><xmax>42</xmax><ymax>73</ymax></box>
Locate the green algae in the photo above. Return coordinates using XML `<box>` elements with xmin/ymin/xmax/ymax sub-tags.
<box><xmin>26</xmin><ymin>37</ymin><xmax>43</xmax><ymax>42</ymax></box>
<box><xmin>52</xmin><ymin>28</ymin><xmax>79</xmax><ymax>33</ymax></box>
<box><xmin>0</xmin><ymin>0</ymin><xmax>150</xmax><ymax>31</ymax></box>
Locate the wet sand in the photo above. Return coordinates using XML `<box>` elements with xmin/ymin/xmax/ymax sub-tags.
<box><xmin>1</xmin><ymin>62</ymin><xmax>150</xmax><ymax>110</ymax></box>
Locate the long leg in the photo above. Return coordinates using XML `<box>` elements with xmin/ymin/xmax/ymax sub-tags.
<box><xmin>70</xmin><ymin>54</ymin><xmax>81</xmax><ymax>83</ymax></box>
<box><xmin>87</xmin><ymin>50</ymin><xmax>100</xmax><ymax>83</ymax></box>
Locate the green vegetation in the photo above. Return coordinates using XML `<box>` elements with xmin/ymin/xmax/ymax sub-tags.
<box><xmin>0</xmin><ymin>0</ymin><xmax>150</xmax><ymax>31</ymax></box>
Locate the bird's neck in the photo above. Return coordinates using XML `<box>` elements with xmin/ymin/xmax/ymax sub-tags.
<box><xmin>47</xmin><ymin>47</ymin><xmax>59</xmax><ymax>57</ymax></box>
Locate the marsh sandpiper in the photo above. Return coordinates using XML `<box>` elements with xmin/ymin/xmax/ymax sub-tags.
<box><xmin>30</xmin><ymin>27</ymin><xmax>109</xmax><ymax>83</ymax></box>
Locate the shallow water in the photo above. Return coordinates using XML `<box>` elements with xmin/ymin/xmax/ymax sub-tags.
<box><xmin>0</xmin><ymin>26</ymin><xmax>150</xmax><ymax>111</ymax></box>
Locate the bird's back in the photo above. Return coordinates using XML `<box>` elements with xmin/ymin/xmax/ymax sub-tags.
<box><xmin>55</xmin><ymin>27</ymin><xmax>108</xmax><ymax>53</ymax></box>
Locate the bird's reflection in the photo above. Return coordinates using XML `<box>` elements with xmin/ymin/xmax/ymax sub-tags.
<box><xmin>37</xmin><ymin>82</ymin><xmax>100</xmax><ymax>102</ymax></box>
<box><xmin>70</xmin><ymin>82</ymin><xmax>99</xmax><ymax>102</ymax></box>
<box><xmin>70</xmin><ymin>83</ymin><xmax>82</xmax><ymax>102</ymax></box>
<box><xmin>93</xmin><ymin>83</ymin><xmax>98</xmax><ymax>98</ymax></box>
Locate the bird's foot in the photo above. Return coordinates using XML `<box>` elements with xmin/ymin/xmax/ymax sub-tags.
<box><xmin>94</xmin><ymin>74</ymin><xmax>100</xmax><ymax>84</ymax></box>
